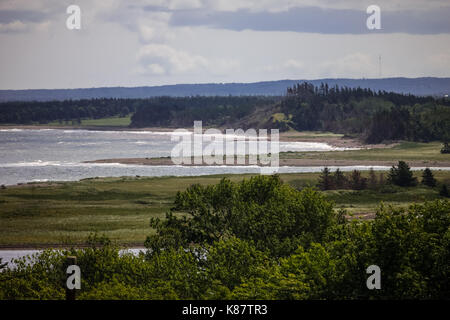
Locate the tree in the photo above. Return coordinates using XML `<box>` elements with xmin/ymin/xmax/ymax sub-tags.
<box><xmin>318</xmin><ymin>167</ymin><xmax>334</xmax><ymax>190</ymax></box>
<box><xmin>368</xmin><ymin>167</ymin><xmax>378</xmax><ymax>189</ymax></box>
<box><xmin>333</xmin><ymin>169</ymin><xmax>347</xmax><ymax>189</ymax></box>
<box><xmin>147</xmin><ymin>175</ymin><xmax>337</xmax><ymax>257</ymax></box>
<box><xmin>349</xmin><ymin>170</ymin><xmax>367</xmax><ymax>190</ymax></box>
<box><xmin>205</xmin><ymin>237</ymin><xmax>270</xmax><ymax>291</ymax></box>
<box><xmin>388</xmin><ymin>161</ymin><xmax>418</xmax><ymax>187</ymax></box>
<box><xmin>421</xmin><ymin>168</ymin><xmax>437</xmax><ymax>187</ymax></box>
<box><xmin>440</xmin><ymin>184</ymin><xmax>450</xmax><ymax>198</ymax></box>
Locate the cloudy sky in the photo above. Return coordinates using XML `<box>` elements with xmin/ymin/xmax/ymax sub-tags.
<box><xmin>0</xmin><ymin>0</ymin><xmax>449</xmax><ymax>89</ymax></box>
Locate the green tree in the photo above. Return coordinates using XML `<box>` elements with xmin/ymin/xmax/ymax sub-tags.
<box><xmin>368</xmin><ymin>167</ymin><xmax>378</xmax><ymax>189</ymax></box>
<box><xmin>318</xmin><ymin>167</ymin><xmax>334</xmax><ymax>190</ymax></box>
<box><xmin>440</xmin><ymin>184</ymin><xmax>450</xmax><ymax>198</ymax></box>
<box><xmin>333</xmin><ymin>168</ymin><xmax>347</xmax><ymax>189</ymax></box>
<box><xmin>147</xmin><ymin>175</ymin><xmax>337</xmax><ymax>257</ymax></box>
<box><xmin>349</xmin><ymin>170</ymin><xmax>367</xmax><ymax>190</ymax></box>
<box><xmin>421</xmin><ymin>168</ymin><xmax>437</xmax><ymax>187</ymax></box>
<box><xmin>388</xmin><ymin>161</ymin><xmax>418</xmax><ymax>187</ymax></box>
<box><xmin>205</xmin><ymin>237</ymin><xmax>271</xmax><ymax>291</ymax></box>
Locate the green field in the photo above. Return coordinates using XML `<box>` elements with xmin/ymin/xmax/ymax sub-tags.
<box><xmin>283</xmin><ymin>130</ymin><xmax>345</xmax><ymax>139</ymax></box>
<box><xmin>1</xmin><ymin>171</ymin><xmax>449</xmax><ymax>247</ymax></box>
<box><xmin>46</xmin><ymin>115</ymin><xmax>132</xmax><ymax>127</ymax></box>
<box><xmin>281</xmin><ymin>141</ymin><xmax>450</xmax><ymax>163</ymax></box>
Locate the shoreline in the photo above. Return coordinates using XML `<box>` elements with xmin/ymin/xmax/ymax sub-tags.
<box><xmin>0</xmin><ymin>124</ymin><xmax>379</xmax><ymax>148</ymax></box>
<box><xmin>85</xmin><ymin>157</ymin><xmax>450</xmax><ymax>168</ymax></box>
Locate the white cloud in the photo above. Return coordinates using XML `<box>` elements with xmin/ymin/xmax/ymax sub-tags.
<box><xmin>0</xmin><ymin>0</ymin><xmax>448</xmax><ymax>89</ymax></box>
<box><xmin>168</xmin><ymin>0</ymin><xmax>203</xmax><ymax>10</ymax></box>
<box><xmin>136</xmin><ymin>12</ymin><xmax>174</xmax><ymax>43</ymax></box>
<box><xmin>318</xmin><ymin>53</ymin><xmax>378</xmax><ymax>78</ymax></box>
<box><xmin>147</xmin><ymin>63</ymin><xmax>166</xmax><ymax>75</ymax></box>
<box><xmin>284</xmin><ymin>59</ymin><xmax>304</xmax><ymax>70</ymax></box>
<box><xmin>137</xmin><ymin>43</ymin><xmax>209</xmax><ymax>74</ymax></box>
<box><xmin>0</xmin><ymin>20</ymin><xmax>51</xmax><ymax>33</ymax></box>
<box><xmin>136</xmin><ymin>43</ymin><xmax>239</xmax><ymax>76</ymax></box>
<box><xmin>264</xmin><ymin>59</ymin><xmax>305</xmax><ymax>74</ymax></box>
<box><xmin>0</xmin><ymin>20</ymin><xmax>27</xmax><ymax>33</ymax></box>
<box><xmin>165</xmin><ymin>0</ymin><xmax>450</xmax><ymax>12</ymax></box>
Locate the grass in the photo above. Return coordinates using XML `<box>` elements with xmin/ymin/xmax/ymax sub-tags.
<box><xmin>45</xmin><ymin>115</ymin><xmax>132</xmax><ymax>127</ymax></box>
<box><xmin>78</xmin><ymin>116</ymin><xmax>132</xmax><ymax>127</ymax></box>
<box><xmin>281</xmin><ymin>141</ymin><xmax>450</xmax><ymax>163</ymax></box>
<box><xmin>0</xmin><ymin>171</ymin><xmax>449</xmax><ymax>247</ymax></box>
<box><xmin>283</xmin><ymin>130</ymin><xmax>345</xmax><ymax>139</ymax></box>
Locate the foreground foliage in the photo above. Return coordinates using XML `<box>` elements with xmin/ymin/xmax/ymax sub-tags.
<box><xmin>1</xmin><ymin>176</ymin><xmax>449</xmax><ymax>300</ymax></box>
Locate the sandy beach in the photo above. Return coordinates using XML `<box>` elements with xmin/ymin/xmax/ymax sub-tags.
<box><xmin>84</xmin><ymin>156</ymin><xmax>450</xmax><ymax>168</ymax></box>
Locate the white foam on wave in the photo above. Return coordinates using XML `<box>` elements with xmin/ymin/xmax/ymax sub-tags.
<box><xmin>0</xmin><ymin>128</ymin><xmax>24</xmax><ymax>132</ymax></box>
<box><xmin>0</xmin><ymin>160</ymin><xmax>145</xmax><ymax>168</ymax></box>
<box><xmin>1</xmin><ymin>160</ymin><xmax>62</xmax><ymax>167</ymax></box>
<box><xmin>279</xmin><ymin>141</ymin><xmax>361</xmax><ymax>152</ymax></box>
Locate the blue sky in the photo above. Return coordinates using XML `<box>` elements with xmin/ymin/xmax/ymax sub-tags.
<box><xmin>0</xmin><ymin>0</ymin><xmax>449</xmax><ymax>89</ymax></box>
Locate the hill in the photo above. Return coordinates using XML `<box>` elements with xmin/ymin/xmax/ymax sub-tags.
<box><xmin>0</xmin><ymin>77</ymin><xmax>449</xmax><ymax>102</ymax></box>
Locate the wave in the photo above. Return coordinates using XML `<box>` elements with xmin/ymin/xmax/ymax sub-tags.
<box><xmin>0</xmin><ymin>128</ymin><xmax>24</xmax><ymax>132</ymax></box>
<box><xmin>0</xmin><ymin>160</ymin><xmax>145</xmax><ymax>168</ymax></box>
<box><xmin>279</xmin><ymin>142</ymin><xmax>361</xmax><ymax>151</ymax></box>
<box><xmin>0</xmin><ymin>128</ymin><xmax>272</xmax><ymax>139</ymax></box>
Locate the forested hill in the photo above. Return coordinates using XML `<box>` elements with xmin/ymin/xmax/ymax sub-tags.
<box><xmin>277</xmin><ymin>83</ymin><xmax>450</xmax><ymax>143</ymax></box>
<box><xmin>1</xmin><ymin>77</ymin><xmax>449</xmax><ymax>102</ymax></box>
<box><xmin>1</xmin><ymin>82</ymin><xmax>449</xmax><ymax>144</ymax></box>
<box><xmin>126</xmin><ymin>83</ymin><xmax>450</xmax><ymax>143</ymax></box>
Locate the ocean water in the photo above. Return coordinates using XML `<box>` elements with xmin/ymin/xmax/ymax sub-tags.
<box><xmin>0</xmin><ymin>128</ymin><xmax>356</xmax><ymax>185</ymax></box>
<box><xmin>0</xmin><ymin>128</ymin><xmax>448</xmax><ymax>186</ymax></box>
<box><xmin>0</xmin><ymin>248</ymin><xmax>146</xmax><ymax>269</ymax></box>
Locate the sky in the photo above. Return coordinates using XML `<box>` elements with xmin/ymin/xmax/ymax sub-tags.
<box><xmin>0</xmin><ymin>0</ymin><xmax>449</xmax><ymax>89</ymax></box>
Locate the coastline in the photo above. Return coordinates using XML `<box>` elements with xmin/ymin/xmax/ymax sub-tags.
<box><xmin>84</xmin><ymin>157</ymin><xmax>450</xmax><ymax>168</ymax></box>
<box><xmin>0</xmin><ymin>124</ymin><xmax>384</xmax><ymax>148</ymax></box>
<box><xmin>3</xmin><ymin>124</ymin><xmax>449</xmax><ymax>170</ymax></box>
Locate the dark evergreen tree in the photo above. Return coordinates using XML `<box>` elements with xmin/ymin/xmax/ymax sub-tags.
<box><xmin>440</xmin><ymin>184</ymin><xmax>450</xmax><ymax>197</ymax></box>
<box><xmin>333</xmin><ymin>168</ymin><xmax>347</xmax><ymax>189</ymax></box>
<box><xmin>388</xmin><ymin>161</ymin><xmax>418</xmax><ymax>187</ymax></box>
<box><xmin>318</xmin><ymin>167</ymin><xmax>334</xmax><ymax>190</ymax></box>
<box><xmin>349</xmin><ymin>170</ymin><xmax>367</xmax><ymax>190</ymax></box>
<box><xmin>421</xmin><ymin>168</ymin><xmax>437</xmax><ymax>187</ymax></box>
<box><xmin>368</xmin><ymin>168</ymin><xmax>378</xmax><ymax>189</ymax></box>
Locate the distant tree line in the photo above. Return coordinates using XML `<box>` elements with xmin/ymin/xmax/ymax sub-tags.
<box><xmin>0</xmin><ymin>96</ymin><xmax>279</xmax><ymax>128</ymax></box>
<box><xmin>0</xmin><ymin>98</ymin><xmax>136</xmax><ymax>124</ymax></box>
<box><xmin>280</xmin><ymin>82</ymin><xmax>450</xmax><ymax>143</ymax></box>
<box><xmin>129</xmin><ymin>96</ymin><xmax>279</xmax><ymax>128</ymax></box>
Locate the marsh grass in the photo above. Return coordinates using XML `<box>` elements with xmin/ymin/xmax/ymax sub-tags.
<box><xmin>0</xmin><ymin>171</ymin><xmax>449</xmax><ymax>246</ymax></box>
